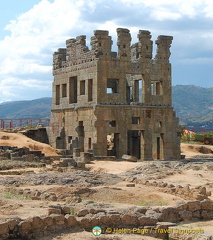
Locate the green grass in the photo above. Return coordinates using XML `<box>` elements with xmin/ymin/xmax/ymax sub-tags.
<box><xmin>1</xmin><ymin>190</ymin><xmax>29</xmax><ymax>200</ymax></box>
<box><xmin>70</xmin><ymin>208</ymin><xmax>75</xmax><ymax>215</ymax></box>
<box><xmin>138</xmin><ymin>199</ymin><xmax>168</xmax><ymax>207</ymax></box>
<box><xmin>3</xmin><ymin>191</ymin><xmax>15</xmax><ymax>199</ymax></box>
<box><xmin>181</xmin><ymin>141</ymin><xmax>203</xmax><ymax>145</ymax></box>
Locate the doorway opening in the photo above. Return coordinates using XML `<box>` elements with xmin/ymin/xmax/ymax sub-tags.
<box><xmin>127</xmin><ymin>130</ymin><xmax>140</xmax><ymax>158</ymax></box>
<box><xmin>107</xmin><ymin>133</ymin><xmax>119</xmax><ymax>157</ymax></box>
<box><xmin>78</xmin><ymin>121</ymin><xmax>84</xmax><ymax>152</ymax></box>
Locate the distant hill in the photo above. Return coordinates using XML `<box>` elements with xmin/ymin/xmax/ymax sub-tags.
<box><xmin>0</xmin><ymin>85</ymin><xmax>212</xmax><ymax>128</ymax></box>
<box><xmin>0</xmin><ymin>98</ymin><xmax>52</xmax><ymax>119</ymax></box>
<box><xmin>172</xmin><ymin>85</ymin><xmax>213</xmax><ymax>129</ymax></box>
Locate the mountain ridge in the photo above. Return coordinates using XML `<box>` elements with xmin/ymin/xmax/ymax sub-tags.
<box><xmin>0</xmin><ymin>85</ymin><xmax>212</xmax><ymax>128</ymax></box>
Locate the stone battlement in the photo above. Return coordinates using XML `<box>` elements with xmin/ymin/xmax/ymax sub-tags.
<box><xmin>53</xmin><ymin>28</ymin><xmax>173</xmax><ymax>72</ymax></box>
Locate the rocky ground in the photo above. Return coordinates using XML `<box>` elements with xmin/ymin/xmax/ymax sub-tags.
<box><xmin>0</xmin><ymin>130</ymin><xmax>213</xmax><ymax>239</ymax></box>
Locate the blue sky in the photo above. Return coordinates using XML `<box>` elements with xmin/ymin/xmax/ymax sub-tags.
<box><xmin>0</xmin><ymin>0</ymin><xmax>213</xmax><ymax>102</ymax></box>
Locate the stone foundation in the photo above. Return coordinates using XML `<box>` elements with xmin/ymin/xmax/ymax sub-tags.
<box><xmin>0</xmin><ymin>200</ymin><xmax>212</xmax><ymax>239</ymax></box>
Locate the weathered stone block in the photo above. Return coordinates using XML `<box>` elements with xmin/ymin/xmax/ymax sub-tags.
<box><xmin>7</xmin><ymin>219</ymin><xmax>19</xmax><ymax>231</ymax></box>
<box><xmin>78</xmin><ymin>217</ymin><xmax>92</xmax><ymax>229</ymax></box>
<box><xmin>18</xmin><ymin>220</ymin><xmax>32</xmax><ymax>233</ymax></box>
<box><xmin>109</xmin><ymin>214</ymin><xmax>121</xmax><ymax>226</ymax></box>
<box><xmin>42</xmin><ymin>216</ymin><xmax>53</xmax><ymax>226</ymax></box>
<box><xmin>47</xmin><ymin>194</ymin><xmax>58</xmax><ymax>201</ymax></box>
<box><xmin>27</xmin><ymin>216</ymin><xmax>44</xmax><ymax>230</ymax></box>
<box><xmin>138</xmin><ymin>216</ymin><xmax>157</xmax><ymax>226</ymax></box>
<box><xmin>192</xmin><ymin>210</ymin><xmax>201</xmax><ymax>219</ymax></box>
<box><xmin>48</xmin><ymin>208</ymin><xmax>61</xmax><ymax>215</ymax></box>
<box><xmin>121</xmin><ymin>214</ymin><xmax>138</xmax><ymax>226</ymax></box>
<box><xmin>159</xmin><ymin>207</ymin><xmax>180</xmax><ymax>222</ymax></box>
<box><xmin>62</xmin><ymin>206</ymin><xmax>71</xmax><ymax>215</ymax></box>
<box><xmin>179</xmin><ymin>210</ymin><xmax>193</xmax><ymax>221</ymax></box>
<box><xmin>65</xmin><ymin>215</ymin><xmax>78</xmax><ymax>227</ymax></box>
<box><xmin>201</xmin><ymin>210</ymin><xmax>213</xmax><ymax>219</ymax></box>
<box><xmin>89</xmin><ymin>216</ymin><xmax>100</xmax><ymax>227</ymax></box>
<box><xmin>76</xmin><ymin>162</ymin><xmax>85</xmax><ymax>168</ymax></box>
<box><xmin>76</xmin><ymin>209</ymin><xmax>89</xmax><ymax>217</ymax></box>
<box><xmin>0</xmin><ymin>222</ymin><xmax>9</xmax><ymax>234</ymax></box>
<box><xmin>201</xmin><ymin>200</ymin><xmax>213</xmax><ymax>210</ymax></box>
<box><xmin>98</xmin><ymin>215</ymin><xmax>110</xmax><ymax>225</ymax></box>
<box><xmin>52</xmin><ymin>214</ymin><xmax>65</xmax><ymax>225</ymax></box>
<box><xmin>174</xmin><ymin>203</ymin><xmax>187</xmax><ymax>211</ymax></box>
<box><xmin>187</xmin><ymin>201</ymin><xmax>201</xmax><ymax>211</ymax></box>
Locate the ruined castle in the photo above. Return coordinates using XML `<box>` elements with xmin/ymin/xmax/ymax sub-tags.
<box><xmin>49</xmin><ymin>28</ymin><xmax>181</xmax><ymax>160</ymax></box>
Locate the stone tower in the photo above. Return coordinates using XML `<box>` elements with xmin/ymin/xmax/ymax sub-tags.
<box><xmin>49</xmin><ymin>28</ymin><xmax>181</xmax><ymax>160</ymax></box>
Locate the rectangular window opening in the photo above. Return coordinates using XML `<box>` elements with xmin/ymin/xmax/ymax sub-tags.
<box><xmin>151</xmin><ymin>81</ymin><xmax>162</xmax><ymax>96</ymax></box>
<box><xmin>56</xmin><ymin>85</ymin><xmax>60</xmax><ymax>105</ymax></box>
<box><xmin>80</xmin><ymin>80</ymin><xmax>85</xmax><ymax>95</ymax></box>
<box><xmin>151</xmin><ymin>83</ymin><xmax>154</xmax><ymax>95</ymax></box>
<box><xmin>156</xmin><ymin>81</ymin><xmax>162</xmax><ymax>95</ymax></box>
<box><xmin>134</xmin><ymin>79</ymin><xmax>143</xmax><ymax>102</ymax></box>
<box><xmin>88</xmin><ymin>79</ymin><xmax>93</xmax><ymax>101</ymax></box>
<box><xmin>69</xmin><ymin>76</ymin><xmax>77</xmax><ymax>103</ymax></box>
<box><xmin>107</xmin><ymin>79</ymin><xmax>119</xmax><ymax>94</ymax></box>
<box><xmin>139</xmin><ymin>80</ymin><xmax>143</xmax><ymax>102</ymax></box>
<box><xmin>88</xmin><ymin>138</ymin><xmax>92</xmax><ymax>149</ymax></box>
<box><xmin>132</xmin><ymin>117</ymin><xmax>140</xmax><ymax>124</ymax></box>
<box><xmin>62</xmin><ymin>84</ymin><xmax>67</xmax><ymax>97</ymax></box>
<box><xmin>68</xmin><ymin>136</ymin><xmax>72</xmax><ymax>143</ymax></box>
<box><xmin>109</xmin><ymin>120</ymin><xmax>116</xmax><ymax>127</ymax></box>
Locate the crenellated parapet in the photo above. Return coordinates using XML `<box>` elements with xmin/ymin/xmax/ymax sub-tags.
<box><xmin>155</xmin><ymin>35</ymin><xmax>173</xmax><ymax>61</ymax></box>
<box><xmin>91</xmin><ymin>30</ymin><xmax>113</xmax><ymax>58</ymax></box>
<box><xmin>117</xmin><ymin>28</ymin><xmax>132</xmax><ymax>59</ymax></box>
<box><xmin>53</xmin><ymin>48</ymin><xmax>66</xmax><ymax>70</ymax></box>
<box><xmin>131</xmin><ymin>30</ymin><xmax>153</xmax><ymax>62</ymax></box>
<box><xmin>66</xmin><ymin>35</ymin><xmax>89</xmax><ymax>62</ymax></box>
<box><xmin>53</xmin><ymin>29</ymin><xmax>173</xmax><ymax>71</ymax></box>
<box><xmin>137</xmin><ymin>30</ymin><xmax>153</xmax><ymax>59</ymax></box>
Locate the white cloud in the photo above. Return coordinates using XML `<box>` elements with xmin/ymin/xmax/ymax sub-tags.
<box><xmin>151</xmin><ymin>7</ymin><xmax>181</xmax><ymax>21</ymax></box>
<box><xmin>0</xmin><ymin>76</ymin><xmax>52</xmax><ymax>102</ymax></box>
<box><xmin>0</xmin><ymin>0</ymin><xmax>213</xmax><ymax>103</ymax></box>
<box><xmin>120</xmin><ymin>0</ymin><xmax>205</xmax><ymax>19</ymax></box>
<box><xmin>0</xmin><ymin>0</ymin><xmax>85</xmax><ymax>102</ymax></box>
<box><xmin>203</xmin><ymin>0</ymin><xmax>213</xmax><ymax>18</ymax></box>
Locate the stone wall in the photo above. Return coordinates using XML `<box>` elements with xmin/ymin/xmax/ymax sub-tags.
<box><xmin>0</xmin><ymin>200</ymin><xmax>212</xmax><ymax>240</ymax></box>
<box><xmin>143</xmin><ymin>180</ymin><xmax>211</xmax><ymax>201</ymax></box>
<box><xmin>22</xmin><ymin>127</ymin><xmax>49</xmax><ymax>144</ymax></box>
<box><xmin>0</xmin><ymin>145</ymin><xmax>45</xmax><ymax>161</ymax></box>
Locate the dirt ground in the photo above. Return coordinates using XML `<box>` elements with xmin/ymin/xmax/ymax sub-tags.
<box><xmin>181</xmin><ymin>142</ymin><xmax>213</xmax><ymax>157</ymax></box>
<box><xmin>0</xmin><ymin>131</ymin><xmax>59</xmax><ymax>156</ymax></box>
<box><xmin>0</xmin><ymin>131</ymin><xmax>213</xmax><ymax>239</ymax></box>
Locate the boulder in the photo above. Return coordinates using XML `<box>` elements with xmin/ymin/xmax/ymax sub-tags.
<box><xmin>122</xmin><ymin>155</ymin><xmax>138</xmax><ymax>162</ymax></box>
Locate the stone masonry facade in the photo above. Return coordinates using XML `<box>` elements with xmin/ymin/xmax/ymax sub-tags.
<box><xmin>49</xmin><ymin>28</ymin><xmax>181</xmax><ymax>160</ymax></box>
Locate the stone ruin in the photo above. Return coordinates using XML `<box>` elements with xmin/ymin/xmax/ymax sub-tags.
<box><xmin>49</xmin><ymin>28</ymin><xmax>181</xmax><ymax>160</ymax></box>
<box><xmin>1</xmin><ymin>199</ymin><xmax>213</xmax><ymax>239</ymax></box>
